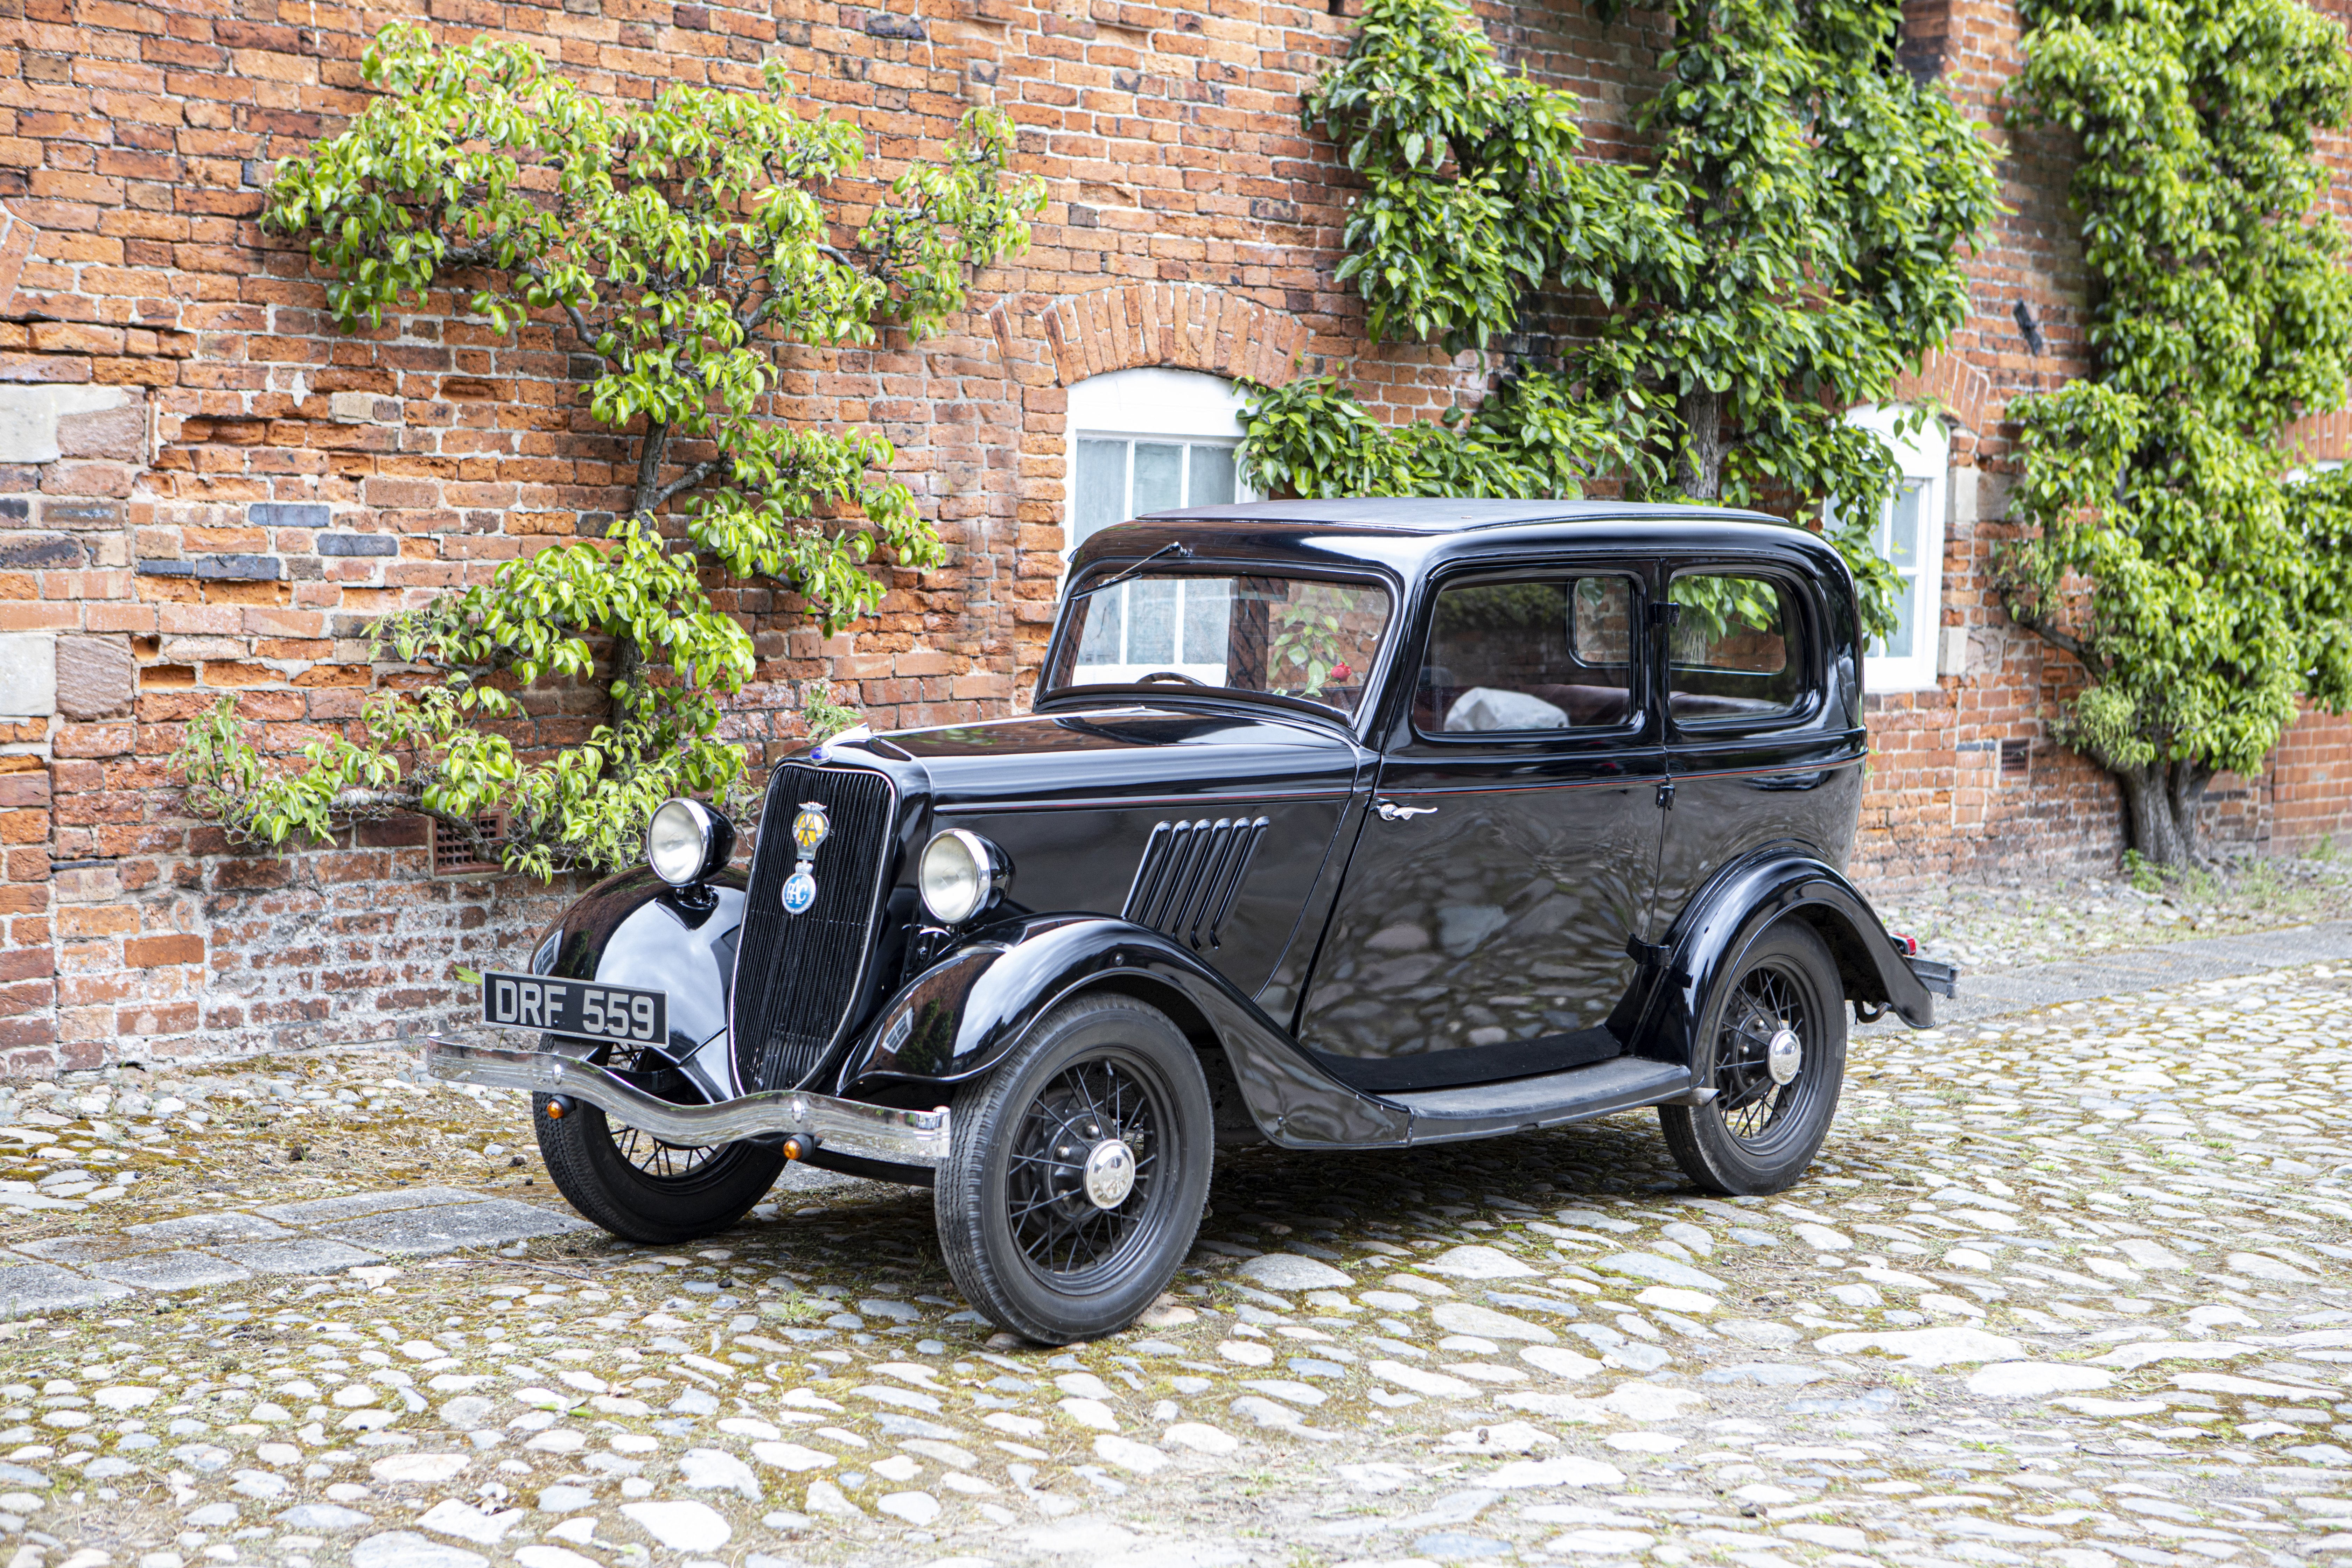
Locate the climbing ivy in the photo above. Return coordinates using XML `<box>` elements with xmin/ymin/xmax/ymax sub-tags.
<box><xmin>1248</xmin><ymin>0</ymin><xmax>2001</xmax><ymax>639</ymax></box>
<box><xmin>174</xmin><ymin>26</ymin><xmax>1040</xmax><ymax>877</ymax></box>
<box><xmin>2002</xmin><ymin>0</ymin><xmax>2352</xmax><ymax>865</ymax></box>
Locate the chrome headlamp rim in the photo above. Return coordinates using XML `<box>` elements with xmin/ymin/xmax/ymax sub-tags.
<box><xmin>646</xmin><ymin>797</ymin><xmax>733</xmax><ymax>887</ymax></box>
<box><xmin>919</xmin><ymin>827</ymin><xmax>997</xmax><ymax>925</ymax></box>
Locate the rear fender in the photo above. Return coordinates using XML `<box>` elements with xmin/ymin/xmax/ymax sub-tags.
<box><xmin>1646</xmin><ymin>853</ymin><xmax>1932</xmax><ymax>1071</ymax></box>
<box><xmin>538</xmin><ymin>866</ymin><xmax>747</xmax><ymax>1100</ymax></box>
<box><xmin>840</xmin><ymin>915</ymin><xmax>1411</xmax><ymax>1149</ymax></box>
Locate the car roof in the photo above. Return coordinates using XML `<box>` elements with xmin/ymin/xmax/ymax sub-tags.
<box><xmin>1142</xmin><ymin>498</ymin><xmax>1777</xmax><ymax>532</ymax></box>
<box><xmin>1066</xmin><ymin>499</ymin><xmax>1847</xmax><ymax>583</ymax></box>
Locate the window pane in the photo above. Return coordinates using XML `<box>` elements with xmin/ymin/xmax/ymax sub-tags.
<box><xmin>1077</xmin><ymin>582</ymin><xmax>1124</xmax><ymax>664</ymax></box>
<box><xmin>1419</xmin><ymin>577</ymin><xmax>1633</xmax><ymax>734</ymax></box>
<box><xmin>1188</xmin><ymin>444</ymin><xmax>1237</xmax><ymax>507</ymax></box>
<box><xmin>1127</xmin><ymin>578</ymin><xmax>1178</xmax><ymax>666</ymax></box>
<box><xmin>1046</xmin><ymin>571</ymin><xmax>1391</xmax><ymax>717</ymax></box>
<box><xmin>1180</xmin><ymin>578</ymin><xmax>1231</xmax><ymax>670</ymax></box>
<box><xmin>1888</xmin><ymin>480</ymin><xmax>1923</xmax><ymax>568</ymax></box>
<box><xmin>1073</xmin><ymin>440</ymin><xmax>1128</xmax><ymax>551</ymax></box>
<box><xmin>1571</xmin><ymin>576</ymin><xmax>1632</xmax><ymax>664</ymax></box>
<box><xmin>1668</xmin><ymin>574</ymin><xmax>1805</xmax><ymax>724</ymax></box>
<box><xmin>1133</xmin><ymin>443</ymin><xmax>1184</xmax><ymax>516</ymax></box>
<box><xmin>1884</xmin><ymin>572</ymin><xmax>1916</xmax><ymax>660</ymax></box>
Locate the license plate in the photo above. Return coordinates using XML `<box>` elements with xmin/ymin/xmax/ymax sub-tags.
<box><xmin>480</xmin><ymin>971</ymin><xmax>668</xmax><ymax>1046</ymax></box>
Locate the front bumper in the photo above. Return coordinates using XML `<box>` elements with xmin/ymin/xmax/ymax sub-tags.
<box><xmin>421</xmin><ymin>1037</ymin><xmax>952</xmax><ymax>1168</ymax></box>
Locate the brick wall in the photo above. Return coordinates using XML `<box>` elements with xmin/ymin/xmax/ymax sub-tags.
<box><xmin>0</xmin><ymin>0</ymin><xmax>2344</xmax><ymax>1077</ymax></box>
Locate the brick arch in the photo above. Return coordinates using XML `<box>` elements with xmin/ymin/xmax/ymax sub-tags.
<box><xmin>989</xmin><ymin>283</ymin><xmax>1311</xmax><ymax>390</ymax></box>
<box><xmin>1890</xmin><ymin>348</ymin><xmax>1991</xmax><ymax>436</ymax></box>
<box><xmin>2282</xmin><ymin>407</ymin><xmax>2352</xmax><ymax>464</ymax></box>
<box><xmin>1889</xmin><ymin>347</ymin><xmax>1991</xmax><ymax>465</ymax></box>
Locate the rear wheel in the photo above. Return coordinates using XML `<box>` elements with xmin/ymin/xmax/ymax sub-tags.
<box><xmin>1660</xmin><ymin>921</ymin><xmax>1846</xmax><ymax>1195</ymax></box>
<box><xmin>934</xmin><ymin>994</ymin><xmax>1212</xmax><ymax>1344</ymax></box>
<box><xmin>533</xmin><ymin>1038</ymin><xmax>782</xmax><ymax>1245</ymax></box>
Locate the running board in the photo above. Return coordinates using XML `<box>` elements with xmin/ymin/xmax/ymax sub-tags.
<box><xmin>1387</xmin><ymin>1056</ymin><xmax>1697</xmax><ymax>1145</ymax></box>
<box><xmin>421</xmin><ymin>1037</ymin><xmax>952</xmax><ymax>1168</ymax></box>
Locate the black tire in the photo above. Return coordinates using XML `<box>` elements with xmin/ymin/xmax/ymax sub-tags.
<box><xmin>934</xmin><ymin>994</ymin><xmax>1213</xmax><ymax>1344</ymax></box>
<box><xmin>1660</xmin><ymin>920</ymin><xmax>1846</xmax><ymax>1195</ymax></box>
<box><xmin>532</xmin><ymin>1046</ymin><xmax>783</xmax><ymax>1245</ymax></box>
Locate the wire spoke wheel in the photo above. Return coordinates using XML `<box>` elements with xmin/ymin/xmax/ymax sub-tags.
<box><xmin>534</xmin><ymin>1028</ymin><xmax>780</xmax><ymax>1247</ymax></box>
<box><xmin>935</xmin><ymin>995</ymin><xmax>1212</xmax><ymax>1344</ymax></box>
<box><xmin>1661</xmin><ymin>921</ymin><xmax>1847</xmax><ymax>1196</ymax></box>
<box><xmin>1004</xmin><ymin>1054</ymin><xmax>1162</xmax><ymax>1288</ymax></box>
<box><xmin>593</xmin><ymin>1040</ymin><xmax>722</xmax><ymax>1183</ymax></box>
<box><xmin>608</xmin><ymin>1121</ymin><xmax>720</xmax><ymax>1181</ymax></box>
<box><xmin>1711</xmin><ymin>963</ymin><xmax>1808</xmax><ymax>1144</ymax></box>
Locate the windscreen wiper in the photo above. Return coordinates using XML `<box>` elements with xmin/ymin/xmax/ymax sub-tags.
<box><xmin>1071</xmin><ymin>541</ymin><xmax>1192</xmax><ymax>597</ymax></box>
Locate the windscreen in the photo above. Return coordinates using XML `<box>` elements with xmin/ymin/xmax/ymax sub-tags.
<box><xmin>1044</xmin><ymin>572</ymin><xmax>1393</xmax><ymax>718</ymax></box>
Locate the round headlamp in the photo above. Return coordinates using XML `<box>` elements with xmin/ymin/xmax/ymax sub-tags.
<box><xmin>919</xmin><ymin>828</ymin><xmax>1001</xmax><ymax>925</ymax></box>
<box><xmin>645</xmin><ymin>798</ymin><xmax>735</xmax><ymax>887</ymax></box>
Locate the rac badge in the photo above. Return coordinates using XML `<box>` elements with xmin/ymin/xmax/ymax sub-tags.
<box><xmin>782</xmin><ymin>802</ymin><xmax>830</xmax><ymax>915</ymax></box>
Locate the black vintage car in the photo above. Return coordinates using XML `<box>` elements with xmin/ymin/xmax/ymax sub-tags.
<box><xmin>427</xmin><ymin>499</ymin><xmax>1955</xmax><ymax>1342</ymax></box>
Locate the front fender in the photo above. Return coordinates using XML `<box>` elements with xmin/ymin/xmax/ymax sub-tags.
<box><xmin>1649</xmin><ymin>853</ymin><xmax>1933</xmax><ymax>1070</ymax></box>
<box><xmin>541</xmin><ymin>865</ymin><xmax>747</xmax><ymax>1098</ymax></box>
<box><xmin>840</xmin><ymin>916</ymin><xmax>1411</xmax><ymax>1149</ymax></box>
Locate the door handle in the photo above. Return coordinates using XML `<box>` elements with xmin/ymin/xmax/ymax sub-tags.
<box><xmin>1376</xmin><ymin>800</ymin><xmax>1437</xmax><ymax>822</ymax></box>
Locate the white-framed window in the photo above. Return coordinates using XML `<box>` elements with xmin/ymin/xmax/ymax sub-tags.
<box><xmin>1063</xmin><ymin>368</ymin><xmax>1257</xmax><ymax>682</ymax></box>
<box><xmin>1066</xmin><ymin>367</ymin><xmax>1254</xmax><ymax>553</ymax></box>
<box><xmin>1836</xmin><ymin>404</ymin><xmax>1950</xmax><ymax>692</ymax></box>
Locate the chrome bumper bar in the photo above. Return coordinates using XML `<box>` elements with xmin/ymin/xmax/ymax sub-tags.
<box><xmin>420</xmin><ymin>1037</ymin><xmax>952</xmax><ymax>1168</ymax></box>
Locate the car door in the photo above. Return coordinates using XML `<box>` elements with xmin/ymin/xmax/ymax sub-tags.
<box><xmin>1297</xmin><ymin>563</ymin><xmax>1669</xmax><ymax>1092</ymax></box>
<box><xmin>1655</xmin><ymin>564</ymin><xmax>1864</xmax><ymax>924</ymax></box>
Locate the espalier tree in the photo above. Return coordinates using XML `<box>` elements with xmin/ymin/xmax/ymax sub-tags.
<box><xmin>1242</xmin><ymin>0</ymin><xmax>2000</xmax><ymax>635</ymax></box>
<box><xmin>2002</xmin><ymin>0</ymin><xmax>2352</xmax><ymax>866</ymax></box>
<box><xmin>175</xmin><ymin>26</ymin><xmax>1041</xmax><ymax>878</ymax></box>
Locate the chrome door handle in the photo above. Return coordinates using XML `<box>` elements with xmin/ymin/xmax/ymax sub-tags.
<box><xmin>1376</xmin><ymin>800</ymin><xmax>1437</xmax><ymax>822</ymax></box>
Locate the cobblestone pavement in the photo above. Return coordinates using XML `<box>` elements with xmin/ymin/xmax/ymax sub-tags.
<box><xmin>1872</xmin><ymin>855</ymin><xmax>2352</xmax><ymax>975</ymax></box>
<box><xmin>5</xmin><ymin>962</ymin><xmax>2352</xmax><ymax>1568</ymax></box>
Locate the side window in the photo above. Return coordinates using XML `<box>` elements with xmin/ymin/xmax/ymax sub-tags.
<box><xmin>1417</xmin><ymin>575</ymin><xmax>1637</xmax><ymax>736</ymax></box>
<box><xmin>1668</xmin><ymin>573</ymin><xmax>1808</xmax><ymax>724</ymax></box>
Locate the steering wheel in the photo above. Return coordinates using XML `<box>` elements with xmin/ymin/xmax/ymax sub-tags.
<box><xmin>1136</xmin><ymin>670</ymin><xmax>1208</xmax><ymax>686</ymax></box>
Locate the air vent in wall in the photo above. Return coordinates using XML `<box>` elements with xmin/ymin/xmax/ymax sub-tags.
<box><xmin>1123</xmin><ymin>817</ymin><xmax>1270</xmax><ymax>950</ymax></box>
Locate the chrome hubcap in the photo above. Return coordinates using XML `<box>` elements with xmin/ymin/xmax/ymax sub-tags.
<box><xmin>1082</xmin><ymin>1139</ymin><xmax>1137</xmax><ymax>1208</ymax></box>
<box><xmin>1765</xmin><ymin>1026</ymin><xmax>1803</xmax><ymax>1086</ymax></box>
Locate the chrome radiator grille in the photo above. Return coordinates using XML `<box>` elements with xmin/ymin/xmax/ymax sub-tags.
<box><xmin>1122</xmin><ymin>816</ymin><xmax>1270</xmax><ymax>950</ymax></box>
<box><xmin>730</xmin><ymin>763</ymin><xmax>897</xmax><ymax>1092</ymax></box>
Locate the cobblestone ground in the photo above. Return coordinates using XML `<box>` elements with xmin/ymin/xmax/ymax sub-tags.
<box><xmin>4</xmin><ymin>966</ymin><xmax>2352</xmax><ymax>1568</ymax></box>
<box><xmin>1874</xmin><ymin>855</ymin><xmax>2352</xmax><ymax>973</ymax></box>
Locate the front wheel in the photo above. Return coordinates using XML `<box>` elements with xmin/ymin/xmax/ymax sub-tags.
<box><xmin>533</xmin><ymin>1041</ymin><xmax>783</xmax><ymax>1245</ymax></box>
<box><xmin>1660</xmin><ymin>920</ymin><xmax>1846</xmax><ymax>1195</ymax></box>
<box><xmin>934</xmin><ymin>994</ymin><xmax>1213</xmax><ymax>1344</ymax></box>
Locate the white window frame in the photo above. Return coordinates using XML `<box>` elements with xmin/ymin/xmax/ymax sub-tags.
<box><xmin>1839</xmin><ymin>404</ymin><xmax>1950</xmax><ymax>693</ymax></box>
<box><xmin>1064</xmin><ymin>367</ymin><xmax>1254</xmax><ymax>561</ymax></box>
<box><xmin>1063</xmin><ymin>368</ymin><xmax>1257</xmax><ymax>684</ymax></box>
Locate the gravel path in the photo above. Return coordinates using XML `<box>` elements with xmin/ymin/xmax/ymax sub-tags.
<box><xmin>3</xmin><ymin>943</ymin><xmax>2351</xmax><ymax>1568</ymax></box>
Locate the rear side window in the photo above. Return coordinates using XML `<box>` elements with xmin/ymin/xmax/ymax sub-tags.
<box><xmin>1416</xmin><ymin>575</ymin><xmax>1637</xmax><ymax>735</ymax></box>
<box><xmin>1668</xmin><ymin>573</ymin><xmax>1807</xmax><ymax>724</ymax></box>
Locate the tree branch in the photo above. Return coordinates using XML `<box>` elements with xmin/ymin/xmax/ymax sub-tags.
<box><xmin>653</xmin><ymin>458</ymin><xmax>728</xmax><ymax>509</ymax></box>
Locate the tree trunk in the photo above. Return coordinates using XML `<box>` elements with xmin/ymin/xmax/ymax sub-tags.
<box><xmin>607</xmin><ymin>417</ymin><xmax>670</xmax><ymax>725</ymax></box>
<box><xmin>631</xmin><ymin>418</ymin><xmax>670</xmax><ymax>519</ymax></box>
<box><xmin>1677</xmin><ymin>387</ymin><xmax>1725</xmax><ymax>500</ymax></box>
<box><xmin>2114</xmin><ymin>759</ymin><xmax>2212</xmax><ymax>867</ymax></box>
